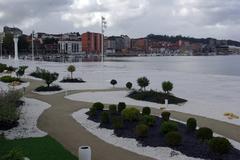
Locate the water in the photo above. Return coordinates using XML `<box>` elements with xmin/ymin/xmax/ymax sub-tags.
<box><xmin>106</xmin><ymin>55</ymin><xmax>240</xmax><ymax>77</ymax></box>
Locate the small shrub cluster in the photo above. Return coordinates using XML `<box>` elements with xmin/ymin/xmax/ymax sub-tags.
<box><xmin>109</xmin><ymin>105</ymin><xmax>117</xmax><ymax>114</ymax></box>
<box><xmin>121</xmin><ymin>107</ymin><xmax>140</xmax><ymax>121</ymax></box>
<box><xmin>60</xmin><ymin>78</ymin><xmax>85</xmax><ymax>83</ymax></box>
<box><xmin>140</xmin><ymin>115</ymin><xmax>156</xmax><ymax>126</ymax></box>
<box><xmin>100</xmin><ymin>112</ymin><xmax>110</xmax><ymax>124</ymax></box>
<box><xmin>142</xmin><ymin>107</ymin><xmax>151</xmax><ymax>115</ymax></box>
<box><xmin>165</xmin><ymin>131</ymin><xmax>182</xmax><ymax>146</ymax></box>
<box><xmin>92</xmin><ymin>102</ymin><xmax>104</xmax><ymax>111</ymax></box>
<box><xmin>197</xmin><ymin>127</ymin><xmax>213</xmax><ymax>141</ymax></box>
<box><xmin>111</xmin><ymin>116</ymin><xmax>124</xmax><ymax>129</ymax></box>
<box><xmin>161</xmin><ymin>111</ymin><xmax>171</xmax><ymax>121</ymax></box>
<box><xmin>35</xmin><ymin>85</ymin><xmax>62</xmax><ymax>92</ymax></box>
<box><xmin>135</xmin><ymin>124</ymin><xmax>149</xmax><ymax>138</ymax></box>
<box><xmin>0</xmin><ymin>63</ymin><xmax>7</xmax><ymax>73</ymax></box>
<box><xmin>0</xmin><ymin>76</ymin><xmax>21</xmax><ymax>83</ymax></box>
<box><xmin>160</xmin><ymin>121</ymin><xmax>178</xmax><ymax>134</ymax></box>
<box><xmin>117</xmin><ymin>102</ymin><xmax>126</xmax><ymax>113</ymax></box>
<box><xmin>0</xmin><ymin>148</ymin><xmax>25</xmax><ymax>160</ymax></box>
<box><xmin>208</xmin><ymin>137</ymin><xmax>231</xmax><ymax>154</ymax></box>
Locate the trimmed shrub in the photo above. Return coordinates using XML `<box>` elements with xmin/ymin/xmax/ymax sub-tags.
<box><xmin>140</xmin><ymin>115</ymin><xmax>156</xmax><ymax>126</ymax></box>
<box><xmin>162</xmin><ymin>81</ymin><xmax>173</xmax><ymax>94</ymax></box>
<box><xmin>161</xmin><ymin>111</ymin><xmax>171</xmax><ymax>121</ymax></box>
<box><xmin>160</xmin><ymin>121</ymin><xmax>178</xmax><ymax>134</ymax></box>
<box><xmin>126</xmin><ymin>82</ymin><xmax>132</xmax><ymax>89</ymax></box>
<box><xmin>88</xmin><ymin>107</ymin><xmax>97</xmax><ymax>117</ymax></box>
<box><xmin>117</xmin><ymin>102</ymin><xmax>126</xmax><ymax>113</ymax></box>
<box><xmin>100</xmin><ymin>112</ymin><xmax>110</xmax><ymax>124</ymax></box>
<box><xmin>135</xmin><ymin>124</ymin><xmax>149</xmax><ymax>138</ymax></box>
<box><xmin>35</xmin><ymin>85</ymin><xmax>62</xmax><ymax>92</ymax></box>
<box><xmin>0</xmin><ymin>76</ymin><xmax>21</xmax><ymax>83</ymax></box>
<box><xmin>67</xmin><ymin>65</ymin><xmax>76</xmax><ymax>79</ymax></box>
<box><xmin>110</xmin><ymin>79</ymin><xmax>117</xmax><ymax>87</ymax></box>
<box><xmin>208</xmin><ymin>137</ymin><xmax>232</xmax><ymax>154</ymax></box>
<box><xmin>197</xmin><ymin>127</ymin><xmax>213</xmax><ymax>141</ymax></box>
<box><xmin>137</xmin><ymin>77</ymin><xmax>150</xmax><ymax>90</ymax></box>
<box><xmin>165</xmin><ymin>131</ymin><xmax>182</xmax><ymax>146</ymax></box>
<box><xmin>109</xmin><ymin>105</ymin><xmax>117</xmax><ymax>114</ymax></box>
<box><xmin>121</xmin><ymin>108</ymin><xmax>140</xmax><ymax>121</ymax></box>
<box><xmin>142</xmin><ymin>107</ymin><xmax>151</xmax><ymax>115</ymax></box>
<box><xmin>92</xmin><ymin>102</ymin><xmax>104</xmax><ymax>111</ymax></box>
<box><xmin>187</xmin><ymin>118</ymin><xmax>197</xmax><ymax>131</ymax></box>
<box><xmin>112</xmin><ymin>116</ymin><xmax>124</xmax><ymax>129</ymax></box>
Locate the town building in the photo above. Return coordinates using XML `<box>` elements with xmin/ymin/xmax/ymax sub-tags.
<box><xmin>3</xmin><ymin>26</ymin><xmax>23</xmax><ymax>35</ymax></box>
<box><xmin>81</xmin><ymin>32</ymin><xmax>102</xmax><ymax>54</ymax></box>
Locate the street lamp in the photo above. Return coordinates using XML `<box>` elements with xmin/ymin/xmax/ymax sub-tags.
<box><xmin>32</xmin><ymin>30</ymin><xmax>35</xmax><ymax>61</ymax></box>
<box><xmin>101</xmin><ymin>16</ymin><xmax>107</xmax><ymax>62</ymax></box>
<box><xmin>0</xmin><ymin>32</ymin><xmax>5</xmax><ymax>60</ymax></box>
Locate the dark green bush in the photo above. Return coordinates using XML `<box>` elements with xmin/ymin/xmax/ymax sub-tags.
<box><xmin>187</xmin><ymin>118</ymin><xmax>197</xmax><ymax>131</ymax></box>
<box><xmin>162</xmin><ymin>81</ymin><xmax>173</xmax><ymax>94</ymax></box>
<box><xmin>112</xmin><ymin>116</ymin><xmax>124</xmax><ymax>129</ymax></box>
<box><xmin>137</xmin><ymin>77</ymin><xmax>150</xmax><ymax>90</ymax></box>
<box><xmin>160</xmin><ymin>121</ymin><xmax>178</xmax><ymax>134</ymax></box>
<box><xmin>6</xmin><ymin>66</ymin><xmax>17</xmax><ymax>73</ymax></box>
<box><xmin>100</xmin><ymin>112</ymin><xmax>110</xmax><ymax>124</ymax></box>
<box><xmin>135</xmin><ymin>124</ymin><xmax>149</xmax><ymax>138</ymax></box>
<box><xmin>121</xmin><ymin>108</ymin><xmax>140</xmax><ymax>121</ymax></box>
<box><xmin>140</xmin><ymin>115</ymin><xmax>156</xmax><ymax>126</ymax></box>
<box><xmin>197</xmin><ymin>127</ymin><xmax>213</xmax><ymax>141</ymax></box>
<box><xmin>142</xmin><ymin>107</ymin><xmax>151</xmax><ymax>115</ymax></box>
<box><xmin>110</xmin><ymin>79</ymin><xmax>117</xmax><ymax>87</ymax></box>
<box><xmin>126</xmin><ymin>82</ymin><xmax>132</xmax><ymax>89</ymax></box>
<box><xmin>161</xmin><ymin>111</ymin><xmax>171</xmax><ymax>121</ymax></box>
<box><xmin>0</xmin><ymin>148</ymin><xmax>24</xmax><ymax>160</ymax></box>
<box><xmin>88</xmin><ymin>107</ymin><xmax>97</xmax><ymax>117</ymax></box>
<box><xmin>109</xmin><ymin>105</ymin><xmax>117</xmax><ymax>114</ymax></box>
<box><xmin>208</xmin><ymin>137</ymin><xmax>232</xmax><ymax>154</ymax></box>
<box><xmin>0</xmin><ymin>76</ymin><xmax>21</xmax><ymax>83</ymax></box>
<box><xmin>92</xmin><ymin>102</ymin><xmax>104</xmax><ymax>111</ymax></box>
<box><xmin>35</xmin><ymin>85</ymin><xmax>62</xmax><ymax>92</ymax></box>
<box><xmin>0</xmin><ymin>63</ymin><xmax>7</xmax><ymax>73</ymax></box>
<box><xmin>165</xmin><ymin>131</ymin><xmax>182</xmax><ymax>146</ymax></box>
<box><xmin>117</xmin><ymin>102</ymin><xmax>126</xmax><ymax>113</ymax></box>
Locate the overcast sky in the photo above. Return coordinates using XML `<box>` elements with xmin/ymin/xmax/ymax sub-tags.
<box><xmin>0</xmin><ymin>0</ymin><xmax>239</xmax><ymax>41</ymax></box>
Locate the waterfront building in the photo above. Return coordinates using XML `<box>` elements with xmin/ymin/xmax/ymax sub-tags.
<box><xmin>81</xmin><ymin>32</ymin><xmax>102</xmax><ymax>54</ymax></box>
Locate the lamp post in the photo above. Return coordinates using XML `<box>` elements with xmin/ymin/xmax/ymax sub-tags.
<box><xmin>0</xmin><ymin>32</ymin><xmax>5</xmax><ymax>60</ymax></box>
<box><xmin>32</xmin><ymin>30</ymin><xmax>35</xmax><ymax>61</ymax></box>
<box><xmin>101</xmin><ymin>16</ymin><xmax>107</xmax><ymax>62</ymax></box>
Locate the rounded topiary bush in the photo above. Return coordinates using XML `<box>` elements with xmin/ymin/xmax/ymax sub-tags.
<box><xmin>197</xmin><ymin>127</ymin><xmax>213</xmax><ymax>141</ymax></box>
<box><xmin>141</xmin><ymin>115</ymin><xmax>156</xmax><ymax>126</ymax></box>
<box><xmin>100</xmin><ymin>112</ymin><xmax>110</xmax><ymax>124</ymax></box>
<box><xmin>92</xmin><ymin>102</ymin><xmax>104</xmax><ymax>111</ymax></box>
<box><xmin>109</xmin><ymin>105</ymin><xmax>117</xmax><ymax>114</ymax></box>
<box><xmin>110</xmin><ymin>79</ymin><xmax>117</xmax><ymax>87</ymax></box>
<box><xmin>165</xmin><ymin>131</ymin><xmax>182</xmax><ymax>146</ymax></box>
<box><xmin>187</xmin><ymin>118</ymin><xmax>197</xmax><ymax>131</ymax></box>
<box><xmin>121</xmin><ymin>108</ymin><xmax>140</xmax><ymax>121</ymax></box>
<box><xmin>142</xmin><ymin>107</ymin><xmax>151</xmax><ymax>115</ymax></box>
<box><xmin>160</xmin><ymin>121</ymin><xmax>178</xmax><ymax>134</ymax></box>
<box><xmin>111</xmin><ymin>116</ymin><xmax>124</xmax><ymax>129</ymax></box>
<box><xmin>135</xmin><ymin>124</ymin><xmax>149</xmax><ymax>138</ymax></box>
<box><xmin>126</xmin><ymin>82</ymin><xmax>132</xmax><ymax>89</ymax></box>
<box><xmin>117</xmin><ymin>102</ymin><xmax>126</xmax><ymax>113</ymax></box>
<box><xmin>208</xmin><ymin>137</ymin><xmax>232</xmax><ymax>154</ymax></box>
<box><xmin>161</xmin><ymin>111</ymin><xmax>171</xmax><ymax>121</ymax></box>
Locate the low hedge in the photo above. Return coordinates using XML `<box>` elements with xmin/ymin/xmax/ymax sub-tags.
<box><xmin>60</xmin><ymin>78</ymin><xmax>85</xmax><ymax>83</ymax></box>
<box><xmin>197</xmin><ymin>127</ymin><xmax>213</xmax><ymax>141</ymax></box>
<box><xmin>100</xmin><ymin>112</ymin><xmax>110</xmax><ymax>124</ymax></box>
<box><xmin>35</xmin><ymin>85</ymin><xmax>62</xmax><ymax>92</ymax></box>
<box><xmin>142</xmin><ymin>107</ymin><xmax>151</xmax><ymax>115</ymax></box>
<box><xmin>0</xmin><ymin>76</ymin><xmax>21</xmax><ymax>83</ymax></box>
<box><xmin>109</xmin><ymin>105</ymin><xmax>117</xmax><ymax>114</ymax></box>
<box><xmin>111</xmin><ymin>116</ymin><xmax>124</xmax><ymax>129</ymax></box>
<box><xmin>140</xmin><ymin>115</ymin><xmax>156</xmax><ymax>126</ymax></box>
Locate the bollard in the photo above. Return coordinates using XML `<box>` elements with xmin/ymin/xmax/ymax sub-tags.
<box><xmin>165</xmin><ymin>99</ymin><xmax>168</xmax><ymax>108</ymax></box>
<box><xmin>79</xmin><ymin>146</ymin><xmax>91</xmax><ymax>160</ymax></box>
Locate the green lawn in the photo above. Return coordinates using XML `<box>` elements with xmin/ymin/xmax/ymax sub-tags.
<box><xmin>0</xmin><ymin>136</ymin><xmax>77</xmax><ymax>160</ymax></box>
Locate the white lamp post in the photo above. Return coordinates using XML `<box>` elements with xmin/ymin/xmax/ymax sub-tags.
<box><xmin>101</xmin><ymin>16</ymin><xmax>107</xmax><ymax>62</ymax></box>
<box><xmin>32</xmin><ymin>30</ymin><xmax>35</xmax><ymax>61</ymax></box>
<box><xmin>13</xmin><ymin>35</ymin><xmax>19</xmax><ymax>61</ymax></box>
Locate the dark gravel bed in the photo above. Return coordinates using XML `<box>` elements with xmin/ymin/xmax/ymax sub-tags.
<box><xmin>87</xmin><ymin>110</ymin><xmax>240</xmax><ymax>160</ymax></box>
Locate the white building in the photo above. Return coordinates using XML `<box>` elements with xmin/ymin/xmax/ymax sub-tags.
<box><xmin>58</xmin><ymin>40</ymin><xmax>83</xmax><ymax>55</ymax></box>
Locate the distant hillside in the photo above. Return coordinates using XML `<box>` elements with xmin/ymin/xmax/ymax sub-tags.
<box><xmin>146</xmin><ymin>34</ymin><xmax>240</xmax><ymax>47</ymax></box>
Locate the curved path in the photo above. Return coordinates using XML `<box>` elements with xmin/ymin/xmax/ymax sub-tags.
<box><xmin>24</xmin><ymin>79</ymin><xmax>240</xmax><ymax>160</ymax></box>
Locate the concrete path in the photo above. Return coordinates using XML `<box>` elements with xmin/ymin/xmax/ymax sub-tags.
<box><xmin>24</xmin><ymin>79</ymin><xmax>240</xmax><ymax>160</ymax></box>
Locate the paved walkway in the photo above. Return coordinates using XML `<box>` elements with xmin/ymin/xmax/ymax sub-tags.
<box><xmin>24</xmin><ymin>79</ymin><xmax>240</xmax><ymax>160</ymax></box>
